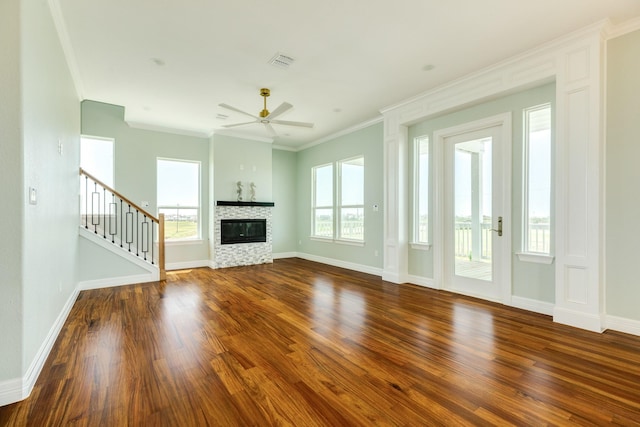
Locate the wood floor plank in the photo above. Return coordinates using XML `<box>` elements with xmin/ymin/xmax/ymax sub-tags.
<box><xmin>1</xmin><ymin>258</ymin><xmax>640</xmax><ymax>426</ymax></box>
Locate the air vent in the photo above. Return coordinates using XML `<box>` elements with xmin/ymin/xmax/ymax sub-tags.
<box><xmin>269</xmin><ymin>53</ymin><xmax>295</xmax><ymax>69</ymax></box>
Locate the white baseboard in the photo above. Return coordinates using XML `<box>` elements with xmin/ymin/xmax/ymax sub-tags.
<box><xmin>406</xmin><ymin>274</ymin><xmax>438</xmax><ymax>290</ymax></box>
<box><xmin>78</xmin><ymin>273</ymin><xmax>157</xmax><ymax>290</ymax></box>
<box><xmin>605</xmin><ymin>315</ymin><xmax>640</xmax><ymax>337</ymax></box>
<box><xmin>166</xmin><ymin>260</ymin><xmax>211</xmax><ymax>271</ymax></box>
<box><xmin>510</xmin><ymin>296</ymin><xmax>554</xmax><ymax>316</ymax></box>
<box><xmin>0</xmin><ymin>378</ymin><xmax>23</xmax><ymax>407</ymax></box>
<box><xmin>0</xmin><ymin>285</ymin><xmax>79</xmax><ymax>407</ymax></box>
<box><xmin>381</xmin><ymin>271</ymin><xmax>405</xmax><ymax>284</ymax></box>
<box><xmin>553</xmin><ymin>307</ymin><xmax>605</xmax><ymax>333</ymax></box>
<box><xmin>296</xmin><ymin>252</ymin><xmax>383</xmax><ymax>277</ymax></box>
<box><xmin>273</xmin><ymin>252</ymin><xmax>297</xmax><ymax>259</ymax></box>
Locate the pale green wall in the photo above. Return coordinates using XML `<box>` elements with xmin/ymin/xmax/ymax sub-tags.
<box><xmin>296</xmin><ymin>123</ymin><xmax>384</xmax><ymax>268</ymax></box>
<box><xmin>0</xmin><ymin>0</ymin><xmax>24</xmax><ymax>382</ymax></box>
<box><xmin>21</xmin><ymin>0</ymin><xmax>81</xmax><ymax>373</ymax></box>
<box><xmin>0</xmin><ymin>0</ymin><xmax>81</xmax><ymax>387</ymax></box>
<box><xmin>408</xmin><ymin>83</ymin><xmax>556</xmax><ymax>302</ymax></box>
<box><xmin>81</xmin><ymin>100</ymin><xmax>211</xmax><ymax>265</ymax></box>
<box><xmin>77</xmin><ymin>237</ymin><xmax>149</xmax><ymax>280</ymax></box>
<box><xmin>212</xmin><ymin>134</ymin><xmax>273</xmax><ymax>203</ymax></box>
<box><xmin>272</xmin><ymin>149</ymin><xmax>298</xmax><ymax>254</ymax></box>
<box><xmin>606</xmin><ymin>29</ymin><xmax>640</xmax><ymax>321</ymax></box>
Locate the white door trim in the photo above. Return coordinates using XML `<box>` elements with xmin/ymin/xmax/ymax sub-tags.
<box><xmin>433</xmin><ymin>112</ymin><xmax>512</xmax><ymax>304</ymax></box>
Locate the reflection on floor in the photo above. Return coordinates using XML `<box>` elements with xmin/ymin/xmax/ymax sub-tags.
<box><xmin>455</xmin><ymin>257</ymin><xmax>492</xmax><ymax>281</ymax></box>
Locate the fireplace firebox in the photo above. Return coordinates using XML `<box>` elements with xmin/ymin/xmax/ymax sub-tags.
<box><xmin>221</xmin><ymin>219</ymin><xmax>267</xmax><ymax>244</ymax></box>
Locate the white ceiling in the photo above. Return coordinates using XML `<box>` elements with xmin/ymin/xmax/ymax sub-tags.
<box><xmin>54</xmin><ymin>0</ymin><xmax>640</xmax><ymax>149</ymax></box>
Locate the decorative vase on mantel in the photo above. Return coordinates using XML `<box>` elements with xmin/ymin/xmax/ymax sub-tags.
<box><xmin>236</xmin><ymin>181</ymin><xmax>243</xmax><ymax>202</ymax></box>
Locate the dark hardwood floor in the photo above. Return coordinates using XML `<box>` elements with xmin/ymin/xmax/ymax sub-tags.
<box><xmin>1</xmin><ymin>258</ymin><xmax>640</xmax><ymax>426</ymax></box>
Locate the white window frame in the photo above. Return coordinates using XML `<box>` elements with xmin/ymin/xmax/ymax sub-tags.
<box><xmin>80</xmin><ymin>135</ymin><xmax>115</xmax><ymax>188</ymax></box>
<box><xmin>411</xmin><ymin>136</ymin><xmax>431</xmax><ymax>250</ymax></box>
<box><xmin>311</xmin><ymin>163</ymin><xmax>334</xmax><ymax>240</ymax></box>
<box><xmin>518</xmin><ymin>103</ymin><xmax>553</xmax><ymax>264</ymax></box>
<box><xmin>337</xmin><ymin>156</ymin><xmax>365</xmax><ymax>243</ymax></box>
<box><xmin>310</xmin><ymin>156</ymin><xmax>365</xmax><ymax>245</ymax></box>
<box><xmin>157</xmin><ymin>158</ymin><xmax>202</xmax><ymax>242</ymax></box>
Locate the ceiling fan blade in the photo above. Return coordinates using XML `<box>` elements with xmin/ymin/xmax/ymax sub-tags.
<box><xmin>221</xmin><ymin>121</ymin><xmax>258</xmax><ymax>128</ymax></box>
<box><xmin>264</xmin><ymin>123</ymin><xmax>277</xmax><ymax>136</ymax></box>
<box><xmin>218</xmin><ymin>103</ymin><xmax>260</xmax><ymax>120</ymax></box>
<box><xmin>265</xmin><ymin>102</ymin><xmax>293</xmax><ymax>120</ymax></box>
<box><xmin>270</xmin><ymin>119</ymin><xmax>314</xmax><ymax>128</ymax></box>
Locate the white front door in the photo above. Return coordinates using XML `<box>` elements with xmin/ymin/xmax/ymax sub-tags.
<box><xmin>437</xmin><ymin>115</ymin><xmax>511</xmax><ymax>303</ymax></box>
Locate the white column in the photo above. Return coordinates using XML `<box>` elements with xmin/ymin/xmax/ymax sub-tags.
<box><xmin>382</xmin><ymin>118</ymin><xmax>408</xmax><ymax>283</ymax></box>
<box><xmin>553</xmin><ymin>32</ymin><xmax>606</xmax><ymax>332</ymax></box>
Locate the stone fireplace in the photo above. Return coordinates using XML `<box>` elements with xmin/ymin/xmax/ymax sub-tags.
<box><xmin>214</xmin><ymin>201</ymin><xmax>274</xmax><ymax>268</ymax></box>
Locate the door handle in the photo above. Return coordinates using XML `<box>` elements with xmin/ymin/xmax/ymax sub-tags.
<box><xmin>491</xmin><ymin>216</ymin><xmax>503</xmax><ymax>237</ymax></box>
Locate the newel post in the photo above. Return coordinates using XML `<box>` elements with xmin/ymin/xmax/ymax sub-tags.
<box><xmin>159</xmin><ymin>213</ymin><xmax>166</xmax><ymax>280</ymax></box>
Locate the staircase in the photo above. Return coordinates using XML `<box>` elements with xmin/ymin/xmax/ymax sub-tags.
<box><xmin>79</xmin><ymin>168</ymin><xmax>166</xmax><ymax>280</ymax></box>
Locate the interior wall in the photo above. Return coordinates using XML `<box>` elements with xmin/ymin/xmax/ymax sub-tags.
<box><xmin>272</xmin><ymin>149</ymin><xmax>298</xmax><ymax>255</ymax></box>
<box><xmin>408</xmin><ymin>83</ymin><xmax>556</xmax><ymax>303</ymax></box>
<box><xmin>76</xmin><ymin>236</ymin><xmax>150</xmax><ymax>281</ymax></box>
<box><xmin>0</xmin><ymin>0</ymin><xmax>24</xmax><ymax>383</ymax></box>
<box><xmin>81</xmin><ymin>100</ymin><xmax>210</xmax><ymax>266</ymax></box>
<box><xmin>212</xmin><ymin>134</ymin><xmax>273</xmax><ymax>203</ymax></box>
<box><xmin>20</xmin><ymin>0</ymin><xmax>80</xmax><ymax>381</ymax></box>
<box><xmin>606</xmin><ymin>28</ymin><xmax>640</xmax><ymax>321</ymax></box>
<box><xmin>296</xmin><ymin>122</ymin><xmax>384</xmax><ymax>269</ymax></box>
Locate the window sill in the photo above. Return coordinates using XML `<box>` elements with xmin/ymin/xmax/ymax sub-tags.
<box><xmin>516</xmin><ymin>252</ymin><xmax>554</xmax><ymax>264</ymax></box>
<box><xmin>310</xmin><ymin>236</ymin><xmax>333</xmax><ymax>243</ymax></box>
<box><xmin>410</xmin><ymin>243</ymin><xmax>432</xmax><ymax>251</ymax></box>
<box><xmin>166</xmin><ymin>239</ymin><xmax>204</xmax><ymax>246</ymax></box>
<box><xmin>310</xmin><ymin>236</ymin><xmax>365</xmax><ymax>247</ymax></box>
<box><xmin>335</xmin><ymin>238</ymin><xmax>365</xmax><ymax>247</ymax></box>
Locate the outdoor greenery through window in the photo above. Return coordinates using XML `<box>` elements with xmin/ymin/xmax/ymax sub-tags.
<box><xmin>338</xmin><ymin>157</ymin><xmax>365</xmax><ymax>240</ymax></box>
<box><xmin>157</xmin><ymin>159</ymin><xmax>200</xmax><ymax>240</ymax></box>
<box><xmin>523</xmin><ymin>104</ymin><xmax>552</xmax><ymax>254</ymax></box>
<box><xmin>312</xmin><ymin>156</ymin><xmax>365</xmax><ymax>241</ymax></box>
<box><xmin>414</xmin><ymin>136</ymin><xmax>429</xmax><ymax>244</ymax></box>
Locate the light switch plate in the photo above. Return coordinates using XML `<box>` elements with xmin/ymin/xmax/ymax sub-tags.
<box><xmin>29</xmin><ymin>187</ymin><xmax>37</xmax><ymax>205</ymax></box>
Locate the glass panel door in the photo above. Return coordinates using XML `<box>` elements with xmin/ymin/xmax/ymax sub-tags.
<box><xmin>454</xmin><ymin>137</ymin><xmax>493</xmax><ymax>281</ymax></box>
<box><xmin>443</xmin><ymin>123</ymin><xmax>505</xmax><ymax>302</ymax></box>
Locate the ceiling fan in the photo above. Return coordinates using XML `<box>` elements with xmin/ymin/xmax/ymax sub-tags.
<box><xmin>219</xmin><ymin>88</ymin><xmax>314</xmax><ymax>136</ymax></box>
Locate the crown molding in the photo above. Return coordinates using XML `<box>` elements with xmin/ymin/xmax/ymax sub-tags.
<box><xmin>125</xmin><ymin>120</ymin><xmax>211</xmax><ymax>139</ymax></box>
<box><xmin>47</xmin><ymin>0</ymin><xmax>84</xmax><ymax>100</ymax></box>
<box><xmin>606</xmin><ymin>16</ymin><xmax>640</xmax><ymax>40</ymax></box>
<box><xmin>297</xmin><ymin>115</ymin><xmax>383</xmax><ymax>152</ymax></box>
<box><xmin>272</xmin><ymin>144</ymin><xmax>298</xmax><ymax>152</ymax></box>
<box><xmin>212</xmin><ymin>128</ymin><xmax>274</xmax><ymax>144</ymax></box>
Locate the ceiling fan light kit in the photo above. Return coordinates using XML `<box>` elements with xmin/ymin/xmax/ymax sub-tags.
<box><xmin>219</xmin><ymin>88</ymin><xmax>314</xmax><ymax>136</ymax></box>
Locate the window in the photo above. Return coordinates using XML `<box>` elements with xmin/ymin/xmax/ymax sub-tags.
<box><xmin>413</xmin><ymin>136</ymin><xmax>429</xmax><ymax>244</ymax></box>
<box><xmin>157</xmin><ymin>159</ymin><xmax>200</xmax><ymax>241</ymax></box>
<box><xmin>80</xmin><ymin>136</ymin><xmax>114</xmax><ymax>187</ymax></box>
<box><xmin>523</xmin><ymin>104</ymin><xmax>551</xmax><ymax>254</ymax></box>
<box><xmin>338</xmin><ymin>157</ymin><xmax>364</xmax><ymax>240</ymax></box>
<box><xmin>311</xmin><ymin>156</ymin><xmax>365</xmax><ymax>242</ymax></box>
<box><xmin>312</xmin><ymin>164</ymin><xmax>334</xmax><ymax>238</ymax></box>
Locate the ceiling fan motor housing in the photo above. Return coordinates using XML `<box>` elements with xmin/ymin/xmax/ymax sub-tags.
<box><xmin>260</xmin><ymin>88</ymin><xmax>270</xmax><ymax>117</ymax></box>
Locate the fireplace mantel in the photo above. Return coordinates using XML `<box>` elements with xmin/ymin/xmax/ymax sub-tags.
<box><xmin>216</xmin><ymin>201</ymin><xmax>275</xmax><ymax>207</ymax></box>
